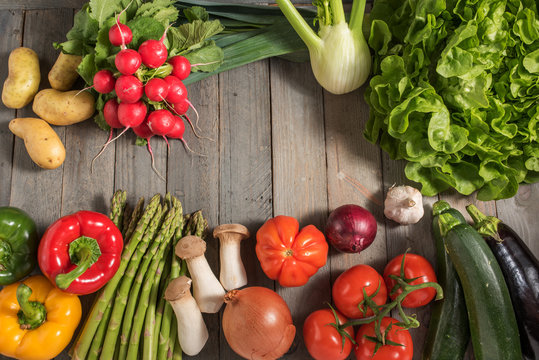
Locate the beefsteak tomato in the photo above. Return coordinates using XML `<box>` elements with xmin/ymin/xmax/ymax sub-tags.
<box><xmin>255</xmin><ymin>216</ymin><xmax>328</xmax><ymax>287</ymax></box>
<box><xmin>303</xmin><ymin>309</ymin><xmax>354</xmax><ymax>360</ymax></box>
<box><xmin>383</xmin><ymin>253</ymin><xmax>437</xmax><ymax>308</ymax></box>
<box><xmin>354</xmin><ymin>317</ymin><xmax>413</xmax><ymax>360</ymax></box>
<box><xmin>332</xmin><ymin>264</ymin><xmax>387</xmax><ymax>319</ymax></box>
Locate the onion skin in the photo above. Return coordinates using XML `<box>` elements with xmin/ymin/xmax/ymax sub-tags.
<box><xmin>222</xmin><ymin>287</ymin><xmax>296</xmax><ymax>360</ymax></box>
<box><xmin>325</xmin><ymin>204</ymin><xmax>377</xmax><ymax>254</ymax></box>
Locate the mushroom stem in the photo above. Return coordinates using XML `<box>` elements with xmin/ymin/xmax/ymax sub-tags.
<box><xmin>175</xmin><ymin>235</ymin><xmax>225</xmax><ymax>313</ymax></box>
<box><xmin>165</xmin><ymin>276</ymin><xmax>208</xmax><ymax>356</ymax></box>
<box><xmin>213</xmin><ymin>224</ymin><xmax>250</xmax><ymax>291</ymax></box>
<box><xmin>186</xmin><ymin>255</ymin><xmax>226</xmax><ymax>313</ymax></box>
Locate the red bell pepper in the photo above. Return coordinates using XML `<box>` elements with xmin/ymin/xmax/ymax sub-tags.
<box><xmin>38</xmin><ymin>211</ymin><xmax>123</xmax><ymax>295</ymax></box>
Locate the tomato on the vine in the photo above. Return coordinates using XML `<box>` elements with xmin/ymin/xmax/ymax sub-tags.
<box><xmin>332</xmin><ymin>264</ymin><xmax>387</xmax><ymax>318</ymax></box>
<box><xmin>354</xmin><ymin>317</ymin><xmax>413</xmax><ymax>360</ymax></box>
<box><xmin>383</xmin><ymin>253</ymin><xmax>437</xmax><ymax>308</ymax></box>
<box><xmin>303</xmin><ymin>309</ymin><xmax>354</xmax><ymax>360</ymax></box>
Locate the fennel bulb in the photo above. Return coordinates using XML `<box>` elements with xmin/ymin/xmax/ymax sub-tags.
<box><xmin>276</xmin><ymin>0</ymin><xmax>371</xmax><ymax>94</ymax></box>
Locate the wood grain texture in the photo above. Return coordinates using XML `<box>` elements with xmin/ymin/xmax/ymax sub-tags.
<box><xmin>496</xmin><ymin>184</ymin><xmax>539</xmax><ymax>254</ymax></box>
<box><xmin>9</xmin><ymin>8</ymin><xmax>72</xmax><ymax>233</ymax></box>
<box><xmin>270</xmin><ymin>57</ymin><xmax>330</xmax><ymax>358</ymax></box>
<box><xmin>324</xmin><ymin>87</ymin><xmax>387</xmax><ymax>280</ymax></box>
<box><xmin>381</xmin><ymin>155</ymin><xmax>437</xmax><ymax>360</ymax></box>
<box><xmin>0</xmin><ymin>0</ymin><xmax>88</xmax><ymax>10</ymax></box>
<box><xmin>217</xmin><ymin>61</ymin><xmax>275</xmax><ymax>359</ymax></box>
<box><xmin>0</xmin><ymin>10</ymin><xmax>22</xmax><ymax>205</ymax></box>
<box><xmin>167</xmin><ymin>76</ymin><xmax>221</xmax><ymax>360</ymax></box>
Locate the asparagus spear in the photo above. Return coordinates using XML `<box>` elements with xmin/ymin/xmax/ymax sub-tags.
<box><xmin>86</xmin><ymin>300</ymin><xmax>114</xmax><ymax>360</ymax></box>
<box><xmin>124</xmin><ymin>197</ymin><xmax>145</xmax><ymax>239</ymax></box>
<box><xmin>101</xmin><ymin>203</ymin><xmax>172</xmax><ymax>360</ymax></box>
<box><xmin>127</xmin><ymin>209</ymin><xmax>180</xmax><ymax>360</ymax></box>
<box><xmin>72</xmin><ymin>194</ymin><xmax>162</xmax><ymax>360</ymax></box>
<box><xmin>117</xmin><ymin>205</ymin><xmax>179</xmax><ymax>359</ymax></box>
<box><xmin>110</xmin><ymin>190</ymin><xmax>127</xmax><ymax>231</ymax></box>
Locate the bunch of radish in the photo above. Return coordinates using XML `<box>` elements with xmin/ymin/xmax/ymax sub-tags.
<box><xmin>91</xmin><ymin>14</ymin><xmax>203</xmax><ymax>180</ymax></box>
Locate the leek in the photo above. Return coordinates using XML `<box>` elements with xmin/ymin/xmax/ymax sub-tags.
<box><xmin>276</xmin><ymin>0</ymin><xmax>371</xmax><ymax>94</ymax></box>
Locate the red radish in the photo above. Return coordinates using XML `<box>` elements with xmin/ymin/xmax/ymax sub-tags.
<box><xmin>167</xmin><ymin>116</ymin><xmax>205</xmax><ymax>156</ymax></box>
<box><xmin>115</xmin><ymin>75</ymin><xmax>143</xmax><ymax>103</ymax></box>
<box><xmin>118</xmin><ymin>101</ymin><xmax>147</xmax><ymax>128</ymax></box>
<box><xmin>169</xmin><ymin>56</ymin><xmax>191</xmax><ymax>80</ymax></box>
<box><xmin>133</xmin><ymin>120</ymin><xmax>166</xmax><ymax>181</ymax></box>
<box><xmin>109</xmin><ymin>23</ymin><xmax>133</xmax><ymax>47</ymax></box>
<box><xmin>103</xmin><ymin>98</ymin><xmax>122</xmax><ymax>129</ymax></box>
<box><xmin>115</xmin><ymin>49</ymin><xmax>141</xmax><ymax>75</ymax></box>
<box><xmin>93</xmin><ymin>70</ymin><xmax>116</xmax><ymax>94</ymax></box>
<box><xmin>164</xmin><ymin>75</ymin><xmax>187</xmax><ymax>103</ymax></box>
<box><xmin>171</xmin><ymin>99</ymin><xmax>189</xmax><ymax>115</ymax></box>
<box><xmin>91</xmin><ymin>98</ymin><xmax>123</xmax><ymax>170</ymax></box>
<box><xmin>145</xmin><ymin>78</ymin><xmax>169</xmax><ymax>102</ymax></box>
<box><xmin>138</xmin><ymin>25</ymin><xmax>171</xmax><ymax>69</ymax></box>
<box><xmin>147</xmin><ymin>109</ymin><xmax>174</xmax><ymax>136</ymax></box>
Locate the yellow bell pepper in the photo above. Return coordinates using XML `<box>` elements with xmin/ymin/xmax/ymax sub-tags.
<box><xmin>0</xmin><ymin>275</ymin><xmax>81</xmax><ymax>360</ymax></box>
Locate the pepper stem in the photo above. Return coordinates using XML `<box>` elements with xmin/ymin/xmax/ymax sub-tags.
<box><xmin>0</xmin><ymin>239</ymin><xmax>12</xmax><ymax>271</ymax></box>
<box><xmin>55</xmin><ymin>236</ymin><xmax>101</xmax><ymax>290</ymax></box>
<box><xmin>16</xmin><ymin>284</ymin><xmax>46</xmax><ymax>330</ymax></box>
<box><xmin>466</xmin><ymin>205</ymin><xmax>502</xmax><ymax>241</ymax></box>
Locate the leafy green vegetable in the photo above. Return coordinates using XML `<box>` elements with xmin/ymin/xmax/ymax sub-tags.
<box><xmin>366</xmin><ymin>0</ymin><xmax>539</xmax><ymax>200</ymax></box>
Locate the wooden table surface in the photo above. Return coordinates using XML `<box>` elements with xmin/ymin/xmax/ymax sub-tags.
<box><xmin>1</xmin><ymin>1</ymin><xmax>538</xmax><ymax>359</ymax></box>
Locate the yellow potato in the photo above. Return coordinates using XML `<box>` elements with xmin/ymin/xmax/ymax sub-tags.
<box><xmin>2</xmin><ymin>47</ymin><xmax>41</xmax><ymax>109</ymax></box>
<box><xmin>48</xmin><ymin>52</ymin><xmax>82</xmax><ymax>91</ymax></box>
<box><xmin>32</xmin><ymin>89</ymin><xmax>95</xmax><ymax>125</ymax></box>
<box><xmin>9</xmin><ymin>118</ymin><xmax>65</xmax><ymax>170</ymax></box>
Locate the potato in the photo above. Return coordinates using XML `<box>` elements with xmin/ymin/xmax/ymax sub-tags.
<box><xmin>9</xmin><ymin>118</ymin><xmax>65</xmax><ymax>169</ymax></box>
<box><xmin>32</xmin><ymin>89</ymin><xmax>95</xmax><ymax>125</ymax></box>
<box><xmin>2</xmin><ymin>47</ymin><xmax>41</xmax><ymax>109</ymax></box>
<box><xmin>48</xmin><ymin>52</ymin><xmax>82</xmax><ymax>91</ymax></box>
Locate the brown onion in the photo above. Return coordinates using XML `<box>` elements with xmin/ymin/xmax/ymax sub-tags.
<box><xmin>222</xmin><ymin>287</ymin><xmax>296</xmax><ymax>360</ymax></box>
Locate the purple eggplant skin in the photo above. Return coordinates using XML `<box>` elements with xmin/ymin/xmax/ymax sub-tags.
<box><xmin>485</xmin><ymin>223</ymin><xmax>539</xmax><ymax>360</ymax></box>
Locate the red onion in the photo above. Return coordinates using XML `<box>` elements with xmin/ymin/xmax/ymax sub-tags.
<box><xmin>325</xmin><ymin>204</ymin><xmax>377</xmax><ymax>253</ymax></box>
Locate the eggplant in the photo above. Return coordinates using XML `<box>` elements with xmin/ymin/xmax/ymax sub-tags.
<box><xmin>467</xmin><ymin>205</ymin><xmax>539</xmax><ymax>360</ymax></box>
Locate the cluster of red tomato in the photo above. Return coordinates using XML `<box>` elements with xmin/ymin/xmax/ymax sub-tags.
<box><xmin>303</xmin><ymin>253</ymin><xmax>438</xmax><ymax>360</ymax></box>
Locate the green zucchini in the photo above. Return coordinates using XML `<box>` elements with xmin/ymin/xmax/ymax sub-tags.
<box><xmin>422</xmin><ymin>201</ymin><xmax>469</xmax><ymax>360</ymax></box>
<box><xmin>438</xmin><ymin>210</ymin><xmax>522</xmax><ymax>360</ymax></box>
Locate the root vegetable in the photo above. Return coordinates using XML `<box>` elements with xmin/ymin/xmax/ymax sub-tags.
<box><xmin>109</xmin><ymin>23</ymin><xmax>132</xmax><ymax>47</ymax></box>
<box><xmin>325</xmin><ymin>204</ymin><xmax>377</xmax><ymax>254</ymax></box>
<box><xmin>222</xmin><ymin>287</ymin><xmax>296</xmax><ymax>360</ymax></box>
<box><xmin>115</xmin><ymin>49</ymin><xmax>142</xmax><ymax>76</ymax></box>
<box><xmin>132</xmin><ymin>120</ymin><xmax>166</xmax><ymax>181</ymax></box>
<box><xmin>384</xmin><ymin>185</ymin><xmax>424</xmax><ymax>225</ymax></box>
<box><xmin>9</xmin><ymin>118</ymin><xmax>65</xmax><ymax>169</ymax></box>
<box><xmin>164</xmin><ymin>76</ymin><xmax>187</xmax><ymax>103</ymax></box>
<box><xmin>32</xmin><ymin>89</ymin><xmax>95</xmax><ymax>126</ymax></box>
<box><xmin>175</xmin><ymin>235</ymin><xmax>225</xmax><ymax>313</ymax></box>
<box><xmin>48</xmin><ymin>52</ymin><xmax>82</xmax><ymax>91</ymax></box>
<box><xmin>147</xmin><ymin>109</ymin><xmax>174</xmax><ymax>136</ymax></box>
<box><xmin>168</xmin><ymin>56</ymin><xmax>191</xmax><ymax>80</ymax></box>
<box><xmin>115</xmin><ymin>75</ymin><xmax>143</xmax><ymax>104</ymax></box>
<box><xmin>92</xmin><ymin>70</ymin><xmax>115</xmax><ymax>94</ymax></box>
<box><xmin>2</xmin><ymin>47</ymin><xmax>40</xmax><ymax>109</ymax></box>
<box><xmin>145</xmin><ymin>78</ymin><xmax>169</xmax><ymax>102</ymax></box>
<box><xmin>213</xmin><ymin>224</ymin><xmax>250</xmax><ymax>290</ymax></box>
<box><xmin>138</xmin><ymin>26</ymin><xmax>171</xmax><ymax>69</ymax></box>
<box><xmin>165</xmin><ymin>276</ymin><xmax>209</xmax><ymax>356</ymax></box>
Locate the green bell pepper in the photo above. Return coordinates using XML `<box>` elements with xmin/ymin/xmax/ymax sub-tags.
<box><xmin>0</xmin><ymin>207</ymin><xmax>38</xmax><ymax>285</ymax></box>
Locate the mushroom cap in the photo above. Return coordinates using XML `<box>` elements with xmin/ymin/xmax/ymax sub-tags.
<box><xmin>213</xmin><ymin>224</ymin><xmax>250</xmax><ymax>240</ymax></box>
<box><xmin>165</xmin><ymin>276</ymin><xmax>192</xmax><ymax>301</ymax></box>
<box><xmin>175</xmin><ymin>235</ymin><xmax>207</xmax><ymax>260</ymax></box>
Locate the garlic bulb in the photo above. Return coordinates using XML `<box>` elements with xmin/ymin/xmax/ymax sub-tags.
<box><xmin>384</xmin><ymin>185</ymin><xmax>424</xmax><ymax>225</ymax></box>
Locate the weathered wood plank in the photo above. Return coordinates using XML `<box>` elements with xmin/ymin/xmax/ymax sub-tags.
<box><xmin>324</xmin><ymin>87</ymin><xmax>387</xmax><ymax>281</ymax></box>
<box><xmin>9</xmin><ymin>8</ymin><xmax>72</xmax><ymax>233</ymax></box>
<box><xmin>0</xmin><ymin>0</ymin><xmax>88</xmax><ymax>10</ymax></box>
<box><xmin>496</xmin><ymin>184</ymin><xmax>539</xmax><ymax>256</ymax></box>
<box><xmin>167</xmin><ymin>76</ymin><xmax>221</xmax><ymax>359</ymax></box>
<box><xmin>381</xmin><ymin>156</ymin><xmax>436</xmax><ymax>360</ymax></box>
<box><xmin>0</xmin><ymin>10</ymin><xmax>23</xmax><ymax>206</ymax></box>
<box><xmin>270</xmin><ymin>58</ymin><xmax>330</xmax><ymax>358</ymax></box>
<box><xmin>217</xmin><ymin>61</ymin><xmax>275</xmax><ymax>359</ymax></box>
